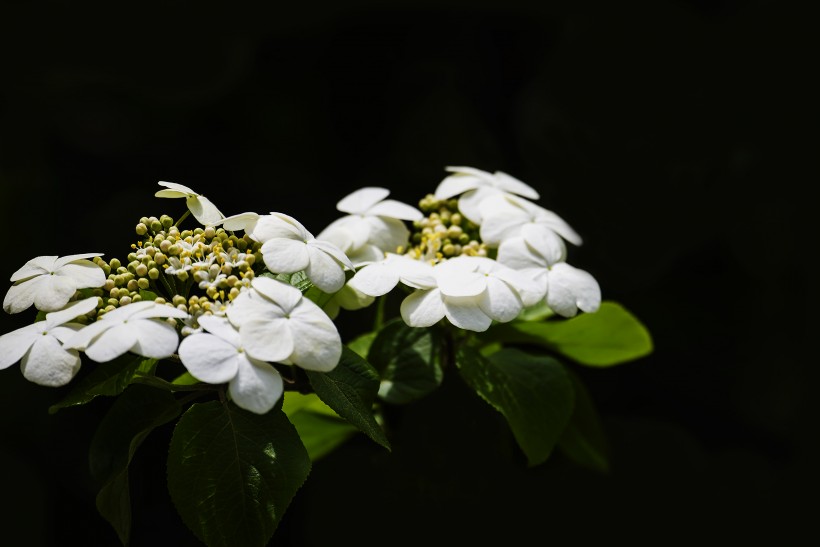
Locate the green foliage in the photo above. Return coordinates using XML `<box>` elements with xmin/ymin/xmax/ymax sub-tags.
<box><xmin>487</xmin><ymin>301</ymin><xmax>653</xmax><ymax>367</ymax></box>
<box><xmin>456</xmin><ymin>346</ymin><xmax>575</xmax><ymax>467</ymax></box>
<box><xmin>306</xmin><ymin>346</ymin><xmax>390</xmax><ymax>450</ymax></box>
<box><xmin>89</xmin><ymin>384</ymin><xmax>182</xmax><ymax>545</ymax></box>
<box><xmin>367</xmin><ymin>318</ymin><xmax>444</xmax><ymax>404</ymax></box>
<box><xmin>167</xmin><ymin>401</ymin><xmax>311</xmax><ymax>547</ymax></box>
<box><xmin>557</xmin><ymin>370</ymin><xmax>610</xmax><ymax>473</ymax></box>
<box><xmin>282</xmin><ymin>392</ymin><xmax>359</xmax><ymax>461</ymax></box>
<box><xmin>48</xmin><ymin>356</ymin><xmax>158</xmax><ymax>414</ymax></box>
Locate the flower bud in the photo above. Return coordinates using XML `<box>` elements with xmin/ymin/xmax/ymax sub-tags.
<box><xmin>136</xmin><ymin>223</ymin><xmax>148</xmax><ymax>236</ymax></box>
<box><xmin>137</xmin><ymin>278</ymin><xmax>150</xmax><ymax>290</ymax></box>
<box><xmin>161</xmin><ymin>215</ymin><xmax>174</xmax><ymax>229</ymax></box>
<box><xmin>148</xmin><ymin>268</ymin><xmax>160</xmax><ymax>280</ymax></box>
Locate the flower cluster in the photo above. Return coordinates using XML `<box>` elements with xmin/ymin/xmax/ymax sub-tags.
<box><xmin>0</xmin><ymin>169</ymin><xmax>600</xmax><ymax>413</ymax></box>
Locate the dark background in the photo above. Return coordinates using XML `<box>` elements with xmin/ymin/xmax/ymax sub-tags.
<box><xmin>0</xmin><ymin>1</ymin><xmax>816</xmax><ymax>545</ymax></box>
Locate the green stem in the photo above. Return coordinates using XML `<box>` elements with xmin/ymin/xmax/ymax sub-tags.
<box><xmin>374</xmin><ymin>294</ymin><xmax>386</xmax><ymax>330</ymax></box>
<box><xmin>175</xmin><ymin>210</ymin><xmax>191</xmax><ymax>227</ymax></box>
<box><xmin>131</xmin><ymin>375</ymin><xmax>219</xmax><ymax>393</ymax></box>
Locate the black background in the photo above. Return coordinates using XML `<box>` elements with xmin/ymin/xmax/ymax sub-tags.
<box><xmin>0</xmin><ymin>1</ymin><xmax>816</xmax><ymax>545</ymax></box>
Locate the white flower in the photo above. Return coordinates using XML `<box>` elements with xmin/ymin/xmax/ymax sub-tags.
<box><xmin>496</xmin><ymin>236</ymin><xmax>601</xmax><ymax>317</ymax></box>
<box><xmin>3</xmin><ymin>253</ymin><xmax>106</xmax><ymax>314</ymax></box>
<box><xmin>347</xmin><ymin>252</ymin><xmax>436</xmax><ymax>297</ymax></box>
<box><xmin>0</xmin><ymin>297</ymin><xmax>99</xmax><ymax>386</ymax></box>
<box><xmin>399</xmin><ymin>255</ymin><xmax>544</xmax><ymax>332</ymax></box>
<box><xmin>321</xmin><ymin>284</ymin><xmax>376</xmax><ymax>320</ymax></box>
<box><xmin>478</xmin><ymin>193</ymin><xmax>583</xmax><ymax>261</ymax></box>
<box><xmin>433</xmin><ymin>166</ymin><xmax>540</xmax><ymax>225</ymax></box>
<box><xmin>63</xmin><ymin>300</ymin><xmax>189</xmax><ymax>363</ymax></box>
<box><xmin>258</xmin><ymin>213</ymin><xmax>354</xmax><ymax>293</ymax></box>
<box><xmin>317</xmin><ymin>187</ymin><xmax>422</xmax><ymax>266</ymax></box>
<box><xmin>178</xmin><ymin>314</ymin><xmax>283</xmax><ymax>415</ymax></box>
<box><xmin>155</xmin><ymin>181</ymin><xmax>225</xmax><ymax>226</ymax></box>
<box><xmin>226</xmin><ymin>276</ymin><xmax>342</xmax><ymax>371</ymax></box>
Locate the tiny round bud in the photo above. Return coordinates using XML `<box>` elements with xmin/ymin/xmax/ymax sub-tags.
<box><xmin>172</xmin><ymin>295</ymin><xmax>187</xmax><ymax>306</ymax></box>
<box><xmin>160</xmin><ymin>215</ymin><xmax>174</xmax><ymax>229</ymax></box>
<box><xmin>127</xmin><ymin>279</ymin><xmax>139</xmax><ymax>292</ymax></box>
<box><xmin>135</xmin><ymin>263</ymin><xmax>148</xmax><ymax>277</ymax></box>
<box><xmin>137</xmin><ymin>278</ymin><xmax>150</xmax><ymax>290</ymax></box>
<box><xmin>150</xmin><ymin>220</ymin><xmax>163</xmax><ymax>233</ymax></box>
<box><xmin>159</xmin><ymin>239</ymin><xmax>172</xmax><ymax>253</ymax></box>
<box><xmin>119</xmin><ymin>296</ymin><xmax>132</xmax><ymax>306</ymax></box>
<box><xmin>109</xmin><ymin>258</ymin><xmax>121</xmax><ymax>270</ymax></box>
<box><xmin>136</xmin><ymin>223</ymin><xmax>148</xmax><ymax>236</ymax></box>
<box><xmin>177</xmin><ymin>271</ymin><xmax>189</xmax><ymax>282</ymax></box>
<box><xmin>148</xmin><ymin>268</ymin><xmax>160</xmax><ymax>280</ymax></box>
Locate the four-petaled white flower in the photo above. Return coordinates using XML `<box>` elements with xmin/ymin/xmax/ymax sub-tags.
<box><xmin>257</xmin><ymin>213</ymin><xmax>354</xmax><ymax>294</ymax></box>
<box><xmin>178</xmin><ymin>314</ymin><xmax>284</xmax><ymax>415</ymax></box>
<box><xmin>3</xmin><ymin>253</ymin><xmax>106</xmax><ymax>314</ymax></box>
<box><xmin>317</xmin><ymin>187</ymin><xmax>423</xmax><ymax>267</ymax></box>
<box><xmin>347</xmin><ymin>252</ymin><xmax>436</xmax><ymax>298</ymax></box>
<box><xmin>155</xmin><ymin>181</ymin><xmax>225</xmax><ymax>226</ymax></box>
<box><xmin>434</xmin><ymin>166</ymin><xmax>541</xmax><ymax>225</ymax></box>
<box><xmin>400</xmin><ymin>255</ymin><xmax>544</xmax><ymax>332</ymax></box>
<box><xmin>64</xmin><ymin>300</ymin><xmax>189</xmax><ymax>363</ymax></box>
<box><xmin>497</xmin><ymin>236</ymin><xmax>601</xmax><ymax>317</ymax></box>
<box><xmin>0</xmin><ymin>297</ymin><xmax>99</xmax><ymax>387</ymax></box>
<box><xmin>227</xmin><ymin>276</ymin><xmax>342</xmax><ymax>371</ymax></box>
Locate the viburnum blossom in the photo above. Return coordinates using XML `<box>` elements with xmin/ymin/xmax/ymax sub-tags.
<box><xmin>497</xmin><ymin>236</ymin><xmax>601</xmax><ymax>317</ymax></box>
<box><xmin>64</xmin><ymin>300</ymin><xmax>189</xmax><ymax>363</ymax></box>
<box><xmin>433</xmin><ymin>166</ymin><xmax>541</xmax><ymax>225</ymax></box>
<box><xmin>178</xmin><ymin>314</ymin><xmax>284</xmax><ymax>414</ymax></box>
<box><xmin>3</xmin><ymin>253</ymin><xmax>106</xmax><ymax>314</ymax></box>
<box><xmin>317</xmin><ymin>187</ymin><xmax>423</xmax><ymax>266</ymax></box>
<box><xmin>226</xmin><ymin>276</ymin><xmax>342</xmax><ymax>371</ymax></box>
<box><xmin>399</xmin><ymin>255</ymin><xmax>544</xmax><ymax>332</ymax></box>
<box><xmin>155</xmin><ymin>181</ymin><xmax>225</xmax><ymax>225</ymax></box>
<box><xmin>257</xmin><ymin>213</ymin><xmax>354</xmax><ymax>293</ymax></box>
<box><xmin>0</xmin><ymin>297</ymin><xmax>99</xmax><ymax>386</ymax></box>
<box><xmin>347</xmin><ymin>252</ymin><xmax>436</xmax><ymax>297</ymax></box>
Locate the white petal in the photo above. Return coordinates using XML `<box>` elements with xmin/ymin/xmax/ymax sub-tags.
<box><xmin>129</xmin><ymin>319</ymin><xmax>180</xmax><ymax>359</ymax></box>
<box><xmin>490</xmin><ymin>264</ymin><xmax>546</xmax><ymax>307</ymax></box>
<box><xmin>437</xmin><ymin>270</ymin><xmax>486</xmax><ymax>297</ymax></box>
<box><xmin>333</xmin><ymin>284</ymin><xmax>375</xmax><ymax>311</ymax></box>
<box><xmin>187</xmin><ymin>196</ymin><xmax>224</xmax><ymax>226</ymax></box>
<box><xmin>310</xmin><ymin>239</ymin><xmax>354</xmax><ymax>270</ymax></box>
<box><xmin>0</xmin><ymin>323</ymin><xmax>40</xmax><ymax>370</ymax></box>
<box><xmin>251</xmin><ymin>277</ymin><xmax>302</xmax><ymax>313</ymax></box>
<box><xmin>240</xmin><ymin>318</ymin><xmax>294</xmax><ymax>363</ymax></box>
<box><xmin>521</xmin><ymin>224</ymin><xmax>567</xmax><ymax>266</ymax></box>
<box><xmin>361</xmin><ymin>216</ymin><xmax>410</xmax><ymax>254</ymax></box>
<box><xmin>129</xmin><ymin>301</ymin><xmax>189</xmax><ymax>321</ymax></box>
<box><xmin>20</xmin><ymin>335</ymin><xmax>81</xmax><ymax>387</ymax></box>
<box><xmin>346</xmin><ymin>245</ymin><xmax>386</xmax><ymax>268</ymax></box>
<box><xmin>443</xmin><ymin>296</ymin><xmax>493</xmax><ymax>332</ymax></box>
<box><xmin>178</xmin><ymin>332</ymin><xmax>240</xmax><ymax>384</ymax></box>
<box><xmin>400</xmin><ymin>289</ymin><xmax>446</xmax><ymax>328</ymax></box>
<box><xmin>253</xmin><ymin>214</ymin><xmax>304</xmax><ymax>242</ymax></box>
<box><xmin>347</xmin><ymin>262</ymin><xmax>399</xmax><ymax>297</ymax></box>
<box><xmin>215</xmin><ymin>212</ymin><xmax>260</xmax><ymax>233</ymax></box>
<box><xmin>45</xmin><ymin>297</ymin><xmax>99</xmax><ymax>329</ymax></box>
<box><xmin>305</xmin><ymin>245</ymin><xmax>347</xmax><ymax>293</ymax></box>
<box><xmin>261</xmin><ymin>239</ymin><xmax>310</xmax><ymax>273</ymax></box>
<box><xmin>53</xmin><ymin>253</ymin><xmax>105</xmax><ymax>270</ymax></box>
<box><xmin>197</xmin><ymin>315</ymin><xmax>241</xmax><ymax>347</ymax></box>
<box><xmin>493</xmin><ymin>171</ymin><xmax>540</xmax><ymax>199</ymax></box>
<box><xmin>366</xmin><ymin>200</ymin><xmax>423</xmax><ymax>221</ymax></box>
<box><xmin>62</xmin><ymin>319</ymin><xmax>112</xmax><ymax>351</ymax></box>
<box><xmin>479</xmin><ymin>277</ymin><xmax>523</xmax><ymax>323</ymax></box>
<box><xmin>444</xmin><ymin>165</ymin><xmax>495</xmax><ymax>178</ymax></box>
<box><xmin>84</xmin><ymin>323</ymin><xmax>138</xmax><ymax>363</ymax></box>
<box><xmin>434</xmin><ymin>174</ymin><xmax>484</xmax><ymax>200</ymax></box>
<box><xmin>33</xmin><ymin>276</ymin><xmax>78</xmax><ymax>312</ymax></box>
<box><xmin>547</xmin><ymin>263</ymin><xmax>602</xmax><ymax>317</ymax></box>
<box><xmin>229</xmin><ymin>356</ymin><xmax>284</xmax><ymax>414</ymax></box>
<box><xmin>9</xmin><ymin>256</ymin><xmax>58</xmax><ymax>282</ymax></box>
<box><xmin>3</xmin><ymin>276</ymin><xmax>48</xmax><ymax>314</ymax></box>
<box><xmin>55</xmin><ymin>261</ymin><xmax>106</xmax><ymax>289</ymax></box>
<box><xmin>315</xmin><ymin>216</ymin><xmax>366</xmax><ymax>253</ymax></box>
<box><xmin>458</xmin><ymin>186</ymin><xmax>500</xmax><ymax>224</ymax></box>
<box><xmin>496</xmin><ymin>236</ymin><xmax>543</xmax><ymax>270</ymax></box>
<box><xmin>337</xmin><ymin>187</ymin><xmax>390</xmax><ymax>214</ymax></box>
<box><xmin>288</xmin><ymin>300</ymin><xmax>342</xmax><ymax>371</ymax></box>
<box><xmin>48</xmin><ymin>325</ymin><xmax>83</xmax><ymax>344</ymax></box>
<box><xmin>156</xmin><ymin>181</ymin><xmax>196</xmax><ymax>195</ymax></box>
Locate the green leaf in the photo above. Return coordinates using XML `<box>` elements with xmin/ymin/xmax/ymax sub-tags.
<box><xmin>455</xmin><ymin>346</ymin><xmax>575</xmax><ymax>467</ymax></box>
<box><xmin>89</xmin><ymin>384</ymin><xmax>182</xmax><ymax>546</ymax></box>
<box><xmin>167</xmin><ymin>401</ymin><xmax>311</xmax><ymax>547</ymax></box>
<box><xmin>282</xmin><ymin>392</ymin><xmax>359</xmax><ymax>461</ymax></box>
<box><xmin>557</xmin><ymin>370</ymin><xmax>610</xmax><ymax>473</ymax></box>
<box><xmin>367</xmin><ymin>318</ymin><xmax>444</xmax><ymax>404</ymax></box>
<box><xmin>48</xmin><ymin>356</ymin><xmax>158</xmax><ymax>414</ymax></box>
<box><xmin>138</xmin><ymin>288</ymin><xmax>159</xmax><ymax>301</ymax></box>
<box><xmin>516</xmin><ymin>299</ymin><xmax>556</xmax><ymax>322</ymax></box>
<box><xmin>305</xmin><ymin>346</ymin><xmax>390</xmax><ymax>451</ymax></box>
<box><xmin>486</xmin><ymin>301</ymin><xmax>653</xmax><ymax>367</ymax></box>
<box><xmin>346</xmin><ymin>330</ymin><xmax>377</xmax><ymax>359</ymax></box>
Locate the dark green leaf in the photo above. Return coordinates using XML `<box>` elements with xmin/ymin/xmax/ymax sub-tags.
<box><xmin>557</xmin><ymin>370</ymin><xmax>610</xmax><ymax>473</ymax></box>
<box><xmin>282</xmin><ymin>392</ymin><xmax>358</xmax><ymax>461</ymax></box>
<box><xmin>346</xmin><ymin>330</ymin><xmax>377</xmax><ymax>359</ymax></box>
<box><xmin>367</xmin><ymin>318</ymin><xmax>444</xmax><ymax>404</ymax></box>
<box><xmin>487</xmin><ymin>301</ymin><xmax>653</xmax><ymax>367</ymax></box>
<box><xmin>306</xmin><ymin>346</ymin><xmax>390</xmax><ymax>450</ymax></box>
<box><xmin>89</xmin><ymin>384</ymin><xmax>182</xmax><ymax>545</ymax></box>
<box><xmin>48</xmin><ymin>356</ymin><xmax>158</xmax><ymax>414</ymax></box>
<box><xmin>456</xmin><ymin>346</ymin><xmax>575</xmax><ymax>467</ymax></box>
<box><xmin>167</xmin><ymin>401</ymin><xmax>311</xmax><ymax>547</ymax></box>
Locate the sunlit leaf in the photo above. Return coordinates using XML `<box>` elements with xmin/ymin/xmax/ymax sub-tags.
<box><xmin>487</xmin><ymin>301</ymin><xmax>653</xmax><ymax>367</ymax></box>
<box><xmin>283</xmin><ymin>392</ymin><xmax>358</xmax><ymax>461</ymax></box>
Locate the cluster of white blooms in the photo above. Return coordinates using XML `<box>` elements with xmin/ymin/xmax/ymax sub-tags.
<box><xmin>0</xmin><ymin>168</ymin><xmax>600</xmax><ymax>413</ymax></box>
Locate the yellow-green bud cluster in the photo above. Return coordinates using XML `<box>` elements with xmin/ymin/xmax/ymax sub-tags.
<box><xmin>404</xmin><ymin>194</ymin><xmax>488</xmax><ymax>264</ymax></box>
